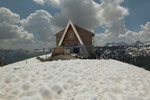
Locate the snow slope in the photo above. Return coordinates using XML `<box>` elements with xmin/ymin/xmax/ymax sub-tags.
<box><xmin>0</xmin><ymin>57</ymin><xmax>150</xmax><ymax>100</ymax></box>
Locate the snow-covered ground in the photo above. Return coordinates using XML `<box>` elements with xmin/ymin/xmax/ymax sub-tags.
<box><xmin>0</xmin><ymin>56</ymin><xmax>150</xmax><ymax>100</ymax></box>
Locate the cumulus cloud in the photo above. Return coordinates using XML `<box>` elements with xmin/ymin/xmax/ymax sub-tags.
<box><xmin>0</xmin><ymin>7</ymin><xmax>57</xmax><ymax>50</ymax></box>
<box><xmin>1</xmin><ymin>0</ymin><xmax>150</xmax><ymax>49</ymax></box>
<box><xmin>99</xmin><ymin>0</ymin><xmax>128</xmax><ymax>25</ymax></box>
<box><xmin>96</xmin><ymin>21</ymin><xmax>150</xmax><ymax>45</ymax></box>
<box><xmin>33</xmin><ymin>0</ymin><xmax>45</xmax><ymax>5</ymax></box>
<box><xmin>33</xmin><ymin>0</ymin><xmax>60</xmax><ymax>8</ymax></box>
<box><xmin>33</xmin><ymin>0</ymin><xmax>128</xmax><ymax>31</ymax></box>
<box><xmin>21</xmin><ymin>10</ymin><xmax>56</xmax><ymax>42</ymax></box>
<box><xmin>93</xmin><ymin>0</ymin><xmax>149</xmax><ymax>45</ymax></box>
<box><xmin>104</xmin><ymin>19</ymin><xmax>126</xmax><ymax>37</ymax></box>
<box><xmin>33</xmin><ymin>0</ymin><xmax>101</xmax><ymax>30</ymax></box>
<box><xmin>33</xmin><ymin>0</ymin><xmax>129</xmax><ymax>47</ymax></box>
<box><xmin>0</xmin><ymin>7</ymin><xmax>20</xmax><ymax>39</ymax></box>
<box><xmin>33</xmin><ymin>0</ymin><xmax>130</xmax><ymax>45</ymax></box>
<box><xmin>93</xmin><ymin>0</ymin><xmax>150</xmax><ymax>45</ymax></box>
<box><xmin>141</xmin><ymin>21</ymin><xmax>150</xmax><ymax>32</ymax></box>
<box><xmin>0</xmin><ymin>7</ymin><xmax>20</xmax><ymax>24</ymax></box>
<box><xmin>0</xmin><ymin>23</ymin><xmax>33</xmax><ymax>40</ymax></box>
<box><xmin>124</xmin><ymin>21</ymin><xmax>150</xmax><ymax>43</ymax></box>
<box><xmin>0</xmin><ymin>7</ymin><xmax>34</xmax><ymax>49</ymax></box>
<box><xmin>50</xmin><ymin>0</ymin><xmax>101</xmax><ymax>31</ymax></box>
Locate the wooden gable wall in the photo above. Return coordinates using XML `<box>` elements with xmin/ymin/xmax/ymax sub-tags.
<box><xmin>62</xmin><ymin>25</ymin><xmax>80</xmax><ymax>45</ymax></box>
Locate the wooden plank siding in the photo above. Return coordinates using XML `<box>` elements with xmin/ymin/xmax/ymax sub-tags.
<box><xmin>55</xmin><ymin>24</ymin><xmax>94</xmax><ymax>56</ymax></box>
<box><xmin>62</xmin><ymin>26</ymin><xmax>80</xmax><ymax>45</ymax></box>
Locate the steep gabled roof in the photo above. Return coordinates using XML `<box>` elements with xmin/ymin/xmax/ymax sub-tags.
<box><xmin>55</xmin><ymin>24</ymin><xmax>94</xmax><ymax>37</ymax></box>
<box><xmin>74</xmin><ymin>25</ymin><xmax>94</xmax><ymax>36</ymax></box>
<box><xmin>58</xmin><ymin>20</ymin><xmax>84</xmax><ymax>46</ymax></box>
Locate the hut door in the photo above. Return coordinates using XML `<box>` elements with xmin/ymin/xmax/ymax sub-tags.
<box><xmin>73</xmin><ymin>48</ymin><xmax>80</xmax><ymax>54</ymax></box>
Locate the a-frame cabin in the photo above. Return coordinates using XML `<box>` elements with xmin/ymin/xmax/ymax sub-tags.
<box><xmin>53</xmin><ymin>20</ymin><xmax>94</xmax><ymax>58</ymax></box>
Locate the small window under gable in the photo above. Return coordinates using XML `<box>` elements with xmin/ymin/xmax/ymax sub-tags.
<box><xmin>68</xmin><ymin>33</ymin><xmax>74</xmax><ymax>39</ymax></box>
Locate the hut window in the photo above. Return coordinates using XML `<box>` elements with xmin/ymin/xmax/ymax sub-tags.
<box><xmin>68</xmin><ymin>33</ymin><xmax>74</xmax><ymax>39</ymax></box>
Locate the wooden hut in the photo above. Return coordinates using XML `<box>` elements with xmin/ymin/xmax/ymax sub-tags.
<box><xmin>53</xmin><ymin>20</ymin><xmax>94</xmax><ymax>58</ymax></box>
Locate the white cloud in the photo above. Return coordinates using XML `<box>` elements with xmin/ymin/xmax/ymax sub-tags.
<box><xmin>125</xmin><ymin>22</ymin><xmax>150</xmax><ymax>42</ymax></box>
<box><xmin>118</xmin><ymin>21</ymin><xmax>150</xmax><ymax>43</ymax></box>
<box><xmin>0</xmin><ymin>7</ymin><xmax>20</xmax><ymax>24</ymax></box>
<box><xmin>33</xmin><ymin>0</ymin><xmax>60</xmax><ymax>8</ymax></box>
<box><xmin>1</xmin><ymin>0</ymin><xmax>150</xmax><ymax>49</ymax></box>
<box><xmin>0</xmin><ymin>23</ymin><xmax>34</xmax><ymax>40</ymax></box>
<box><xmin>141</xmin><ymin>21</ymin><xmax>150</xmax><ymax>32</ymax></box>
<box><xmin>0</xmin><ymin>7</ymin><xmax>35</xmax><ymax>49</ymax></box>
<box><xmin>50</xmin><ymin>0</ymin><xmax>101</xmax><ymax>31</ymax></box>
<box><xmin>47</xmin><ymin>0</ymin><xmax>61</xmax><ymax>8</ymax></box>
<box><xmin>32</xmin><ymin>0</ymin><xmax>132</xmax><ymax>46</ymax></box>
<box><xmin>0</xmin><ymin>7</ymin><xmax>58</xmax><ymax>49</ymax></box>
<box><xmin>99</xmin><ymin>1</ymin><xmax>129</xmax><ymax>25</ymax></box>
<box><xmin>34</xmin><ymin>0</ymin><xmax>128</xmax><ymax>31</ymax></box>
<box><xmin>33</xmin><ymin>0</ymin><xmax>45</xmax><ymax>5</ymax></box>
<box><xmin>0</xmin><ymin>7</ymin><xmax>32</xmax><ymax>40</ymax></box>
<box><xmin>21</xmin><ymin>10</ymin><xmax>56</xmax><ymax>42</ymax></box>
<box><xmin>96</xmin><ymin>21</ymin><xmax>150</xmax><ymax>45</ymax></box>
<box><xmin>104</xmin><ymin>19</ymin><xmax>126</xmax><ymax>37</ymax></box>
<box><xmin>0</xmin><ymin>7</ymin><xmax>20</xmax><ymax>39</ymax></box>
<box><xmin>101</xmin><ymin>0</ymin><xmax>124</xmax><ymax>5</ymax></box>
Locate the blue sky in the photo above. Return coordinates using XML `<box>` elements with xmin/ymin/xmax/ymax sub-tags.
<box><xmin>1</xmin><ymin>0</ymin><xmax>150</xmax><ymax>32</ymax></box>
<box><xmin>122</xmin><ymin>0</ymin><xmax>150</xmax><ymax>31</ymax></box>
<box><xmin>95</xmin><ymin>0</ymin><xmax>150</xmax><ymax>32</ymax></box>
<box><xmin>0</xmin><ymin>0</ymin><xmax>150</xmax><ymax>49</ymax></box>
<box><xmin>0</xmin><ymin>0</ymin><xmax>59</xmax><ymax>18</ymax></box>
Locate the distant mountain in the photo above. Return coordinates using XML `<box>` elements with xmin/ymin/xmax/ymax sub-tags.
<box><xmin>106</xmin><ymin>42</ymin><xmax>129</xmax><ymax>47</ymax></box>
<box><xmin>96</xmin><ymin>41</ymin><xmax>150</xmax><ymax>71</ymax></box>
<box><xmin>130</xmin><ymin>41</ymin><xmax>144</xmax><ymax>47</ymax></box>
<box><xmin>0</xmin><ymin>48</ymin><xmax>53</xmax><ymax>65</ymax></box>
<box><xmin>105</xmin><ymin>41</ymin><xmax>150</xmax><ymax>47</ymax></box>
<box><xmin>143</xmin><ymin>41</ymin><xmax>150</xmax><ymax>47</ymax></box>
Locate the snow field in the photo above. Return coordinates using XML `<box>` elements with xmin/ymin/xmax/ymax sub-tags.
<box><xmin>0</xmin><ymin>58</ymin><xmax>150</xmax><ymax>100</ymax></box>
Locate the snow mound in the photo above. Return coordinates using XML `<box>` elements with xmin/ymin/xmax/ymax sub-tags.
<box><xmin>0</xmin><ymin>57</ymin><xmax>150</xmax><ymax>100</ymax></box>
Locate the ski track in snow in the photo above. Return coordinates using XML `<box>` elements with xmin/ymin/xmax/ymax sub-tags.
<box><xmin>0</xmin><ymin>56</ymin><xmax>150</xmax><ymax>100</ymax></box>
